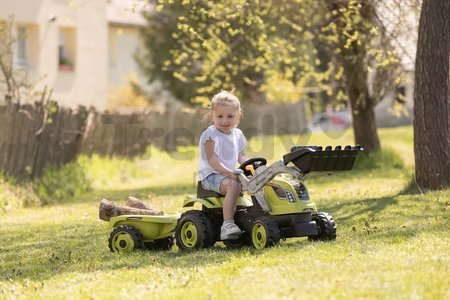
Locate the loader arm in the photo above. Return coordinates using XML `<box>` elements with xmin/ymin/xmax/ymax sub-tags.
<box><xmin>241</xmin><ymin>161</ymin><xmax>302</xmax><ymax>194</ymax></box>
<box><xmin>240</xmin><ymin>145</ymin><xmax>363</xmax><ymax>195</ymax></box>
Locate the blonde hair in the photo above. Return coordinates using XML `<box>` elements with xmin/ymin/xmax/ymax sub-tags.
<box><xmin>202</xmin><ymin>90</ymin><xmax>242</xmax><ymax>122</ymax></box>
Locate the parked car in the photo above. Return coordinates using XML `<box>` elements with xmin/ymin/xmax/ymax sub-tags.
<box><xmin>308</xmin><ymin>111</ymin><xmax>352</xmax><ymax>132</ymax></box>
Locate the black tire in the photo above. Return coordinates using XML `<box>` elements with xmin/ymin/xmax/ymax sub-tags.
<box><xmin>205</xmin><ymin>226</ymin><xmax>217</xmax><ymax>248</ymax></box>
<box><xmin>145</xmin><ymin>234</ymin><xmax>175</xmax><ymax>251</ymax></box>
<box><xmin>250</xmin><ymin>217</ymin><xmax>281</xmax><ymax>249</ymax></box>
<box><xmin>175</xmin><ymin>210</ymin><xmax>214</xmax><ymax>251</ymax></box>
<box><xmin>308</xmin><ymin>212</ymin><xmax>337</xmax><ymax>241</ymax></box>
<box><xmin>108</xmin><ymin>225</ymin><xmax>145</xmax><ymax>254</ymax></box>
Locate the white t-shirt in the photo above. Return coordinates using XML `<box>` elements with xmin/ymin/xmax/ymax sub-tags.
<box><xmin>198</xmin><ymin>125</ymin><xmax>247</xmax><ymax>181</ymax></box>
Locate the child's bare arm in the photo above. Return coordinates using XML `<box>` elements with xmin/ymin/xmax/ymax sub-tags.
<box><xmin>238</xmin><ymin>151</ymin><xmax>248</xmax><ymax>164</ymax></box>
<box><xmin>204</xmin><ymin>139</ymin><xmax>235</xmax><ymax>179</ymax></box>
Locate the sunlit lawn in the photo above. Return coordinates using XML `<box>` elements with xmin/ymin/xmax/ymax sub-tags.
<box><xmin>1</xmin><ymin>126</ymin><xmax>449</xmax><ymax>299</ymax></box>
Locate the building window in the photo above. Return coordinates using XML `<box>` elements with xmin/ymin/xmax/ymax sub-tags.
<box><xmin>58</xmin><ymin>27</ymin><xmax>76</xmax><ymax>72</ymax></box>
<box><xmin>16</xmin><ymin>27</ymin><xmax>28</xmax><ymax>67</ymax></box>
<box><xmin>12</xmin><ymin>25</ymin><xmax>38</xmax><ymax>70</ymax></box>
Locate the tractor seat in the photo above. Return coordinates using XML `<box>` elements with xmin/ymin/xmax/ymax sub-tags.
<box><xmin>197</xmin><ymin>181</ymin><xmax>223</xmax><ymax>198</ymax></box>
<box><xmin>196</xmin><ymin>181</ymin><xmax>244</xmax><ymax>198</ymax></box>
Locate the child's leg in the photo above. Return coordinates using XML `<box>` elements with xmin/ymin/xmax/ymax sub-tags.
<box><xmin>219</xmin><ymin>178</ymin><xmax>242</xmax><ymax>220</ymax></box>
<box><xmin>219</xmin><ymin>177</ymin><xmax>242</xmax><ymax>240</ymax></box>
<box><xmin>220</xmin><ymin>178</ymin><xmax>242</xmax><ymax>240</ymax></box>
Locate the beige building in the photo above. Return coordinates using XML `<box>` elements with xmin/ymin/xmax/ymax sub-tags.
<box><xmin>0</xmin><ymin>0</ymin><xmax>149</xmax><ymax>111</ymax></box>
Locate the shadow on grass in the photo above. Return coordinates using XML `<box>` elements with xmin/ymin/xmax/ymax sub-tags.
<box><xmin>397</xmin><ymin>174</ymin><xmax>425</xmax><ymax>196</ymax></box>
<box><xmin>0</xmin><ymin>219</ymin><xmax>294</xmax><ymax>282</ymax></box>
<box><xmin>324</xmin><ymin>196</ymin><xmax>398</xmax><ymax>223</ymax></box>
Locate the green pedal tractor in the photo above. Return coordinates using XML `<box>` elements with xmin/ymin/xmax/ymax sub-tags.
<box><xmin>107</xmin><ymin>145</ymin><xmax>362</xmax><ymax>253</ymax></box>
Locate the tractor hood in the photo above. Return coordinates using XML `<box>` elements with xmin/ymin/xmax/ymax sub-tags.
<box><xmin>283</xmin><ymin>145</ymin><xmax>363</xmax><ymax>174</ymax></box>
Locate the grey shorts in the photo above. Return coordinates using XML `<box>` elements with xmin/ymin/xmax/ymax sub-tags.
<box><xmin>201</xmin><ymin>173</ymin><xmax>226</xmax><ymax>194</ymax></box>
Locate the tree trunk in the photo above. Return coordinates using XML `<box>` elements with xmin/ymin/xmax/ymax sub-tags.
<box><xmin>413</xmin><ymin>0</ymin><xmax>450</xmax><ymax>190</ymax></box>
<box><xmin>343</xmin><ymin>55</ymin><xmax>381</xmax><ymax>150</ymax></box>
<box><xmin>325</xmin><ymin>0</ymin><xmax>381</xmax><ymax>151</ymax></box>
<box><xmin>242</xmin><ymin>71</ymin><xmax>266</xmax><ymax>104</ymax></box>
<box><xmin>351</xmin><ymin>99</ymin><xmax>380</xmax><ymax>151</ymax></box>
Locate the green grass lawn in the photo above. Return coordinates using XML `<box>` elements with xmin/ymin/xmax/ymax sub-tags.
<box><xmin>1</xmin><ymin>126</ymin><xmax>449</xmax><ymax>299</ymax></box>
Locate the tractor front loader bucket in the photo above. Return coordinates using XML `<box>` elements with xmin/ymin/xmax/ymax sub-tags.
<box><xmin>283</xmin><ymin>145</ymin><xmax>363</xmax><ymax>174</ymax></box>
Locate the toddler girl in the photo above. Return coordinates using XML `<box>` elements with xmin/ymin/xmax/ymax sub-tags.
<box><xmin>198</xmin><ymin>90</ymin><xmax>248</xmax><ymax>240</ymax></box>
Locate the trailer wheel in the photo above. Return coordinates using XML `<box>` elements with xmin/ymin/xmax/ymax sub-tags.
<box><xmin>308</xmin><ymin>212</ymin><xmax>337</xmax><ymax>241</ymax></box>
<box><xmin>250</xmin><ymin>217</ymin><xmax>281</xmax><ymax>250</ymax></box>
<box><xmin>108</xmin><ymin>225</ymin><xmax>144</xmax><ymax>254</ymax></box>
<box><xmin>175</xmin><ymin>211</ymin><xmax>214</xmax><ymax>251</ymax></box>
<box><xmin>145</xmin><ymin>234</ymin><xmax>175</xmax><ymax>251</ymax></box>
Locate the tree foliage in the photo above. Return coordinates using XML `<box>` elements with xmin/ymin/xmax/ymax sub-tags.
<box><xmin>139</xmin><ymin>0</ymin><xmax>324</xmax><ymax>106</ymax></box>
<box><xmin>138</xmin><ymin>0</ymin><xmax>414</xmax><ymax>150</ymax></box>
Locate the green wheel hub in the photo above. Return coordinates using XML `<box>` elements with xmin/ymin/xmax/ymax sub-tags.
<box><xmin>111</xmin><ymin>231</ymin><xmax>135</xmax><ymax>254</ymax></box>
<box><xmin>180</xmin><ymin>221</ymin><xmax>199</xmax><ymax>248</ymax></box>
<box><xmin>108</xmin><ymin>225</ymin><xmax>144</xmax><ymax>254</ymax></box>
<box><xmin>250</xmin><ymin>217</ymin><xmax>281</xmax><ymax>250</ymax></box>
<box><xmin>252</xmin><ymin>223</ymin><xmax>268</xmax><ymax>250</ymax></box>
<box><xmin>175</xmin><ymin>210</ymin><xmax>214</xmax><ymax>251</ymax></box>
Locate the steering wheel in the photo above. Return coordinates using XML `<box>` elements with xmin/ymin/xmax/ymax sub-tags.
<box><xmin>239</xmin><ymin>157</ymin><xmax>267</xmax><ymax>176</ymax></box>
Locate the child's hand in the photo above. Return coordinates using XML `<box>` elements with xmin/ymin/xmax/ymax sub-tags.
<box><xmin>231</xmin><ymin>169</ymin><xmax>244</xmax><ymax>181</ymax></box>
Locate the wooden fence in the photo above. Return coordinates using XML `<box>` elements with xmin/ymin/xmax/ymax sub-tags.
<box><xmin>80</xmin><ymin>101</ymin><xmax>307</xmax><ymax>156</ymax></box>
<box><xmin>0</xmin><ymin>100</ymin><xmax>89</xmax><ymax>178</ymax></box>
<box><xmin>0</xmin><ymin>99</ymin><xmax>307</xmax><ymax>178</ymax></box>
